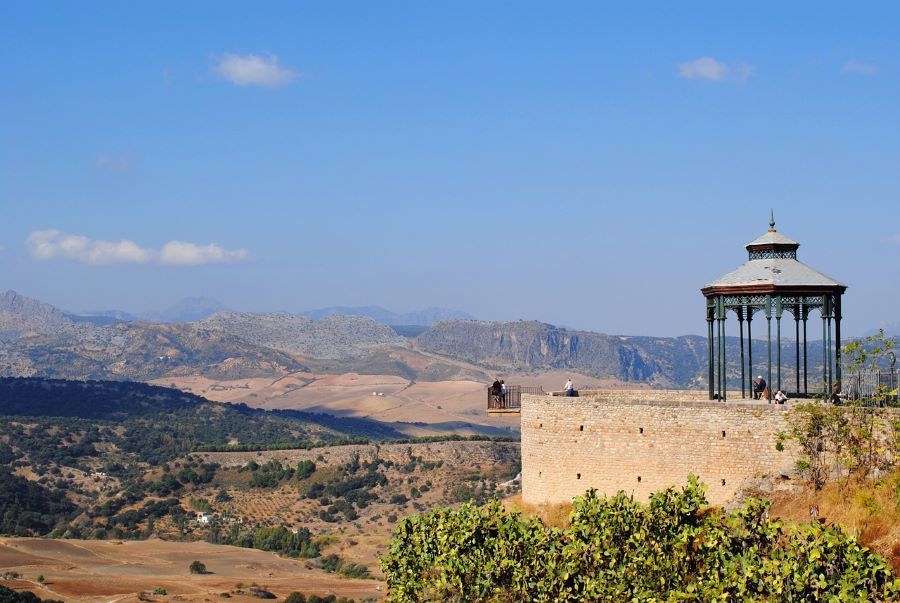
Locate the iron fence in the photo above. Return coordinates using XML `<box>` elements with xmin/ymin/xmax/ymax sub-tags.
<box><xmin>487</xmin><ymin>385</ymin><xmax>545</xmax><ymax>410</ymax></box>
<box><xmin>842</xmin><ymin>369</ymin><xmax>900</xmax><ymax>405</ymax></box>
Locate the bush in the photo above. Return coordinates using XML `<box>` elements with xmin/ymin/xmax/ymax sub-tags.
<box><xmin>382</xmin><ymin>476</ymin><xmax>900</xmax><ymax>602</ymax></box>
<box><xmin>153</xmin><ymin>587</ymin><xmax>167</xmax><ymax>595</ymax></box>
<box><xmin>188</xmin><ymin>560</ymin><xmax>206</xmax><ymax>574</ymax></box>
<box><xmin>284</xmin><ymin>593</ymin><xmax>306</xmax><ymax>603</ymax></box>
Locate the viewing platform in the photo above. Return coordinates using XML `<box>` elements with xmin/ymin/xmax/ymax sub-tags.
<box><xmin>486</xmin><ymin>385</ymin><xmax>545</xmax><ymax>415</ymax></box>
<box><xmin>488</xmin><ymin>388</ymin><xmax>769</xmax><ymax>415</ymax></box>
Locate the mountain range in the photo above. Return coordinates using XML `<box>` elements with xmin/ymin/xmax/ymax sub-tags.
<box><xmin>70</xmin><ymin>299</ymin><xmax>474</xmax><ymax>327</ymax></box>
<box><xmin>0</xmin><ymin>290</ymin><xmax>867</xmax><ymax>389</ymax></box>
<box><xmin>298</xmin><ymin>305</ymin><xmax>475</xmax><ymax>326</ymax></box>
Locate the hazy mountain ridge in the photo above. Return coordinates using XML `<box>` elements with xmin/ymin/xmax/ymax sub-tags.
<box><xmin>198</xmin><ymin>312</ymin><xmax>407</xmax><ymax>359</ymax></box>
<box><xmin>0</xmin><ymin>291</ymin><xmax>850</xmax><ymax>388</ymax></box>
<box><xmin>416</xmin><ymin>320</ymin><xmax>708</xmax><ymax>387</ymax></box>
<box><xmin>300</xmin><ymin>305</ymin><xmax>475</xmax><ymax>326</ymax></box>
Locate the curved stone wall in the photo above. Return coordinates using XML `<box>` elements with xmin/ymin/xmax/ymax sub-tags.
<box><xmin>521</xmin><ymin>392</ymin><xmax>795</xmax><ymax>507</ymax></box>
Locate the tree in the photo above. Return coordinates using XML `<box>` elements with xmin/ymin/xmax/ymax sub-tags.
<box><xmin>284</xmin><ymin>593</ymin><xmax>306</xmax><ymax>603</ymax></box>
<box><xmin>188</xmin><ymin>560</ymin><xmax>206</xmax><ymax>574</ymax></box>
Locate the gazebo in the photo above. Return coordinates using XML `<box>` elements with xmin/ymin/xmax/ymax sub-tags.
<box><xmin>701</xmin><ymin>214</ymin><xmax>847</xmax><ymax>401</ymax></box>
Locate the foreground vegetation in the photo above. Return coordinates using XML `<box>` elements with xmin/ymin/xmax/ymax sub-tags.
<box><xmin>382</xmin><ymin>477</ymin><xmax>900</xmax><ymax>602</ymax></box>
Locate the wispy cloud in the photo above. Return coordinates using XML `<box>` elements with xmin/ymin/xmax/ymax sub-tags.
<box><xmin>96</xmin><ymin>154</ymin><xmax>134</xmax><ymax>172</ymax></box>
<box><xmin>159</xmin><ymin>241</ymin><xmax>249</xmax><ymax>265</ymax></box>
<box><xmin>212</xmin><ymin>53</ymin><xmax>298</xmax><ymax>88</ymax></box>
<box><xmin>842</xmin><ymin>60</ymin><xmax>877</xmax><ymax>75</ymax></box>
<box><xmin>887</xmin><ymin>233</ymin><xmax>900</xmax><ymax>244</ymax></box>
<box><xmin>677</xmin><ymin>57</ymin><xmax>755</xmax><ymax>83</ymax></box>
<box><xmin>27</xmin><ymin>230</ymin><xmax>249</xmax><ymax>266</ymax></box>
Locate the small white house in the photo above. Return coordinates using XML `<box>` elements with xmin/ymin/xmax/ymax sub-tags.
<box><xmin>196</xmin><ymin>512</ymin><xmax>212</xmax><ymax>525</ymax></box>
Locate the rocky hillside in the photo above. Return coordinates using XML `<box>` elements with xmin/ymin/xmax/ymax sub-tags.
<box><xmin>199</xmin><ymin>312</ymin><xmax>406</xmax><ymax>359</ymax></box>
<box><xmin>0</xmin><ymin>290</ymin><xmax>79</xmax><ymax>339</ymax></box>
<box><xmin>416</xmin><ymin>320</ymin><xmax>709</xmax><ymax>388</ymax></box>
<box><xmin>0</xmin><ymin>292</ymin><xmax>305</xmax><ymax>381</ymax></box>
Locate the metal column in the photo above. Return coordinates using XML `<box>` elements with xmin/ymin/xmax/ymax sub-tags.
<box><xmin>707</xmin><ymin>307</ymin><xmax>714</xmax><ymax>400</ymax></box>
<box><xmin>766</xmin><ymin>295</ymin><xmax>773</xmax><ymax>403</ymax></box>
<box><xmin>747</xmin><ymin>310</ymin><xmax>753</xmax><ymax>394</ymax></box>
<box><xmin>835</xmin><ymin>295</ymin><xmax>842</xmax><ymax>389</ymax></box>
<box><xmin>775</xmin><ymin>296</ymin><xmax>783</xmax><ymax>393</ymax></box>
<box><xmin>794</xmin><ymin>306</ymin><xmax>800</xmax><ymax>395</ymax></box>
<box><xmin>802</xmin><ymin>308</ymin><xmax>808</xmax><ymax>395</ymax></box>
<box><xmin>738</xmin><ymin>307</ymin><xmax>745</xmax><ymax>398</ymax></box>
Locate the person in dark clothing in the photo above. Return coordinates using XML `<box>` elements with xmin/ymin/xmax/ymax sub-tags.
<box><xmin>490</xmin><ymin>379</ymin><xmax>502</xmax><ymax>405</ymax></box>
<box><xmin>753</xmin><ymin>375</ymin><xmax>767</xmax><ymax>400</ymax></box>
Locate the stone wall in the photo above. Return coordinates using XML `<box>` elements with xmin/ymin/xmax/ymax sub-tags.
<box><xmin>521</xmin><ymin>391</ymin><xmax>795</xmax><ymax>507</ymax></box>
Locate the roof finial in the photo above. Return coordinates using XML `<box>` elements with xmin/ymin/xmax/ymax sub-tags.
<box><xmin>769</xmin><ymin>209</ymin><xmax>776</xmax><ymax>231</ymax></box>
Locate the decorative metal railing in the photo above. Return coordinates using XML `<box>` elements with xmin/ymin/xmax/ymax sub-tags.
<box><xmin>487</xmin><ymin>385</ymin><xmax>545</xmax><ymax>410</ymax></box>
<box><xmin>843</xmin><ymin>369</ymin><xmax>900</xmax><ymax>405</ymax></box>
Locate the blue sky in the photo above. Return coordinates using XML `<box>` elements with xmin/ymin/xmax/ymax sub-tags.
<box><xmin>2</xmin><ymin>2</ymin><xmax>899</xmax><ymax>336</ymax></box>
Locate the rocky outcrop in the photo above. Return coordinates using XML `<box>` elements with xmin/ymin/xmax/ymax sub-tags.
<box><xmin>416</xmin><ymin>320</ymin><xmax>707</xmax><ymax>387</ymax></box>
<box><xmin>0</xmin><ymin>290</ymin><xmax>78</xmax><ymax>339</ymax></box>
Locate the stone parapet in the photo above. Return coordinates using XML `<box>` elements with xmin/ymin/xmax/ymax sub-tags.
<box><xmin>521</xmin><ymin>391</ymin><xmax>795</xmax><ymax>507</ymax></box>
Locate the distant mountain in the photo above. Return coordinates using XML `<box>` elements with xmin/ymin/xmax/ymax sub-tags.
<box><xmin>142</xmin><ymin>296</ymin><xmax>229</xmax><ymax>323</ymax></box>
<box><xmin>416</xmin><ymin>319</ymin><xmax>832</xmax><ymax>389</ymax></box>
<box><xmin>198</xmin><ymin>312</ymin><xmax>406</xmax><ymax>359</ymax></box>
<box><xmin>0</xmin><ymin>290</ymin><xmax>78</xmax><ymax>339</ymax></box>
<box><xmin>300</xmin><ymin>305</ymin><xmax>475</xmax><ymax>326</ymax></box>
<box><xmin>416</xmin><ymin>320</ymin><xmax>706</xmax><ymax>387</ymax></box>
<box><xmin>0</xmin><ymin>291</ymin><xmax>304</xmax><ymax>381</ymax></box>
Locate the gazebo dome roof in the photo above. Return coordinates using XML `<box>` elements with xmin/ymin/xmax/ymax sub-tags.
<box><xmin>704</xmin><ymin>258</ymin><xmax>845</xmax><ymax>290</ymax></box>
<box><xmin>702</xmin><ymin>215</ymin><xmax>846</xmax><ymax>295</ymax></box>
<box><xmin>745</xmin><ymin>229</ymin><xmax>799</xmax><ymax>250</ymax></box>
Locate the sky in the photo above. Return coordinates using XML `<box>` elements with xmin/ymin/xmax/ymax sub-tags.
<box><xmin>2</xmin><ymin>2</ymin><xmax>899</xmax><ymax>337</ymax></box>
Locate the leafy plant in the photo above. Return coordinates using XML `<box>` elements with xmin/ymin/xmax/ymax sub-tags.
<box><xmin>381</xmin><ymin>477</ymin><xmax>900</xmax><ymax>601</ymax></box>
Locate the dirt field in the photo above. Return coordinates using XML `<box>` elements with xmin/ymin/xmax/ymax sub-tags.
<box><xmin>0</xmin><ymin>538</ymin><xmax>384</xmax><ymax>602</ymax></box>
<box><xmin>151</xmin><ymin>369</ymin><xmax>628</xmax><ymax>437</ymax></box>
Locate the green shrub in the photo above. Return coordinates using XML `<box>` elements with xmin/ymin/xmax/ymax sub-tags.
<box><xmin>382</xmin><ymin>476</ymin><xmax>900</xmax><ymax>602</ymax></box>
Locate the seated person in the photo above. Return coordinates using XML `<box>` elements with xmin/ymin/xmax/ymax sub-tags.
<box><xmin>753</xmin><ymin>375</ymin><xmax>767</xmax><ymax>400</ymax></box>
<box><xmin>774</xmin><ymin>389</ymin><xmax>788</xmax><ymax>404</ymax></box>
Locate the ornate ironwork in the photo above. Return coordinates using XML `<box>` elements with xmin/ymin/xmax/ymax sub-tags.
<box><xmin>748</xmin><ymin>250</ymin><xmax>797</xmax><ymax>260</ymax></box>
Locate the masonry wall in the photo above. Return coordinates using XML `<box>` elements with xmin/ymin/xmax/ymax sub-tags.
<box><xmin>521</xmin><ymin>392</ymin><xmax>795</xmax><ymax>507</ymax></box>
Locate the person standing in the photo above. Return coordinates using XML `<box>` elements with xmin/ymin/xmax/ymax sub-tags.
<box><xmin>564</xmin><ymin>378</ymin><xmax>574</xmax><ymax>397</ymax></box>
<box><xmin>490</xmin><ymin>379</ymin><xmax>502</xmax><ymax>405</ymax></box>
<box><xmin>500</xmin><ymin>380</ymin><xmax>507</xmax><ymax>407</ymax></box>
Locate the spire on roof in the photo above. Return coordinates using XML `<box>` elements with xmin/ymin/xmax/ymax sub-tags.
<box><xmin>769</xmin><ymin>209</ymin><xmax>775</xmax><ymax>231</ymax></box>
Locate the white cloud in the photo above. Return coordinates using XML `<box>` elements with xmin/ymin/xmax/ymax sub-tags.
<box><xmin>212</xmin><ymin>53</ymin><xmax>297</xmax><ymax>88</ymax></box>
<box><xmin>96</xmin><ymin>154</ymin><xmax>134</xmax><ymax>172</ymax></box>
<box><xmin>842</xmin><ymin>60</ymin><xmax>877</xmax><ymax>75</ymax></box>
<box><xmin>888</xmin><ymin>234</ymin><xmax>900</xmax><ymax>244</ymax></box>
<box><xmin>26</xmin><ymin>230</ymin><xmax>249</xmax><ymax>266</ymax></box>
<box><xmin>678</xmin><ymin>57</ymin><xmax>729</xmax><ymax>81</ymax></box>
<box><xmin>677</xmin><ymin>56</ymin><xmax>754</xmax><ymax>83</ymax></box>
<box><xmin>159</xmin><ymin>241</ymin><xmax>250</xmax><ymax>265</ymax></box>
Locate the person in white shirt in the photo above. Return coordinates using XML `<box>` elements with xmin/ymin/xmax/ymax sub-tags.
<box><xmin>774</xmin><ymin>389</ymin><xmax>788</xmax><ymax>404</ymax></box>
<box><xmin>564</xmin><ymin>379</ymin><xmax>574</xmax><ymax>397</ymax></box>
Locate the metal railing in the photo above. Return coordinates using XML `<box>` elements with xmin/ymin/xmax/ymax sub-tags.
<box><xmin>842</xmin><ymin>369</ymin><xmax>900</xmax><ymax>405</ymax></box>
<box><xmin>487</xmin><ymin>385</ymin><xmax>545</xmax><ymax>411</ymax></box>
